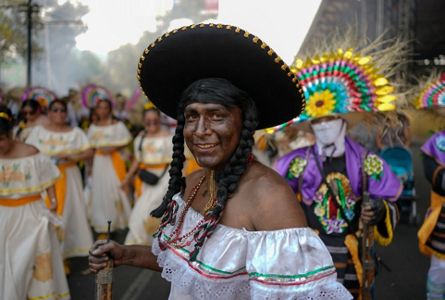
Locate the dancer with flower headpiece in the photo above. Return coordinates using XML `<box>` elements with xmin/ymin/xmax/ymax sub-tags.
<box><xmin>415</xmin><ymin>73</ymin><xmax>445</xmax><ymax>300</ymax></box>
<box><xmin>274</xmin><ymin>37</ymin><xmax>404</xmax><ymax>298</ymax></box>
<box><xmin>15</xmin><ymin>87</ymin><xmax>56</xmax><ymax>141</ymax></box>
<box><xmin>89</xmin><ymin>23</ymin><xmax>352</xmax><ymax>300</ymax></box>
<box><xmin>84</xmin><ymin>85</ymin><xmax>132</xmax><ymax>238</ymax></box>
<box><xmin>123</xmin><ymin>101</ymin><xmax>173</xmax><ymax>245</ymax></box>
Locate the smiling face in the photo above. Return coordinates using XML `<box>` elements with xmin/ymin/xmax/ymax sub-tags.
<box><xmin>183</xmin><ymin>102</ymin><xmax>242</xmax><ymax>170</ymax></box>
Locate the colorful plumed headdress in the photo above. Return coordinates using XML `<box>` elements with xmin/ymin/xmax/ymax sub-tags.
<box><xmin>81</xmin><ymin>84</ymin><xmax>114</xmax><ymax>109</ymax></box>
<box><xmin>265</xmin><ymin>34</ymin><xmax>407</xmax><ymax>132</ymax></box>
<box><xmin>137</xmin><ymin>23</ymin><xmax>305</xmax><ymax>130</ymax></box>
<box><xmin>22</xmin><ymin>87</ymin><xmax>57</xmax><ymax>108</ymax></box>
<box><xmin>415</xmin><ymin>73</ymin><xmax>445</xmax><ymax>109</ymax></box>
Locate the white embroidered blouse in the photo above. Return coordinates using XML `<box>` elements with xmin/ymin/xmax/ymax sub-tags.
<box><xmin>152</xmin><ymin>194</ymin><xmax>352</xmax><ymax>300</ymax></box>
<box><xmin>0</xmin><ymin>153</ymin><xmax>60</xmax><ymax>199</ymax></box>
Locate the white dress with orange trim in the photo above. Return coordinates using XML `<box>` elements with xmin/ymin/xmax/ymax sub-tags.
<box><xmin>87</xmin><ymin>121</ymin><xmax>132</xmax><ymax>232</ymax></box>
<box><xmin>26</xmin><ymin>125</ymin><xmax>94</xmax><ymax>258</ymax></box>
<box><xmin>0</xmin><ymin>153</ymin><xmax>70</xmax><ymax>300</ymax></box>
<box><xmin>125</xmin><ymin>133</ymin><xmax>173</xmax><ymax>245</ymax></box>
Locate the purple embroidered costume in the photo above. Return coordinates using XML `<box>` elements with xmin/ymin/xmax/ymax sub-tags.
<box><xmin>275</xmin><ymin>137</ymin><xmax>402</xmax><ymax>297</ymax></box>
<box><xmin>418</xmin><ymin>131</ymin><xmax>445</xmax><ymax>258</ymax></box>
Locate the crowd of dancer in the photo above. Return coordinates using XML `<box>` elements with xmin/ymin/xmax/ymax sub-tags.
<box><xmin>1</xmin><ymin>23</ymin><xmax>445</xmax><ymax>300</ymax></box>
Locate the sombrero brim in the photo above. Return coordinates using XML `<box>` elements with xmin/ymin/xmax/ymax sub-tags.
<box><xmin>137</xmin><ymin>23</ymin><xmax>305</xmax><ymax>129</ymax></box>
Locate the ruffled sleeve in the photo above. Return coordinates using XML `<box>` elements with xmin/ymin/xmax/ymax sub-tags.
<box><xmin>245</xmin><ymin>228</ymin><xmax>352</xmax><ymax>300</ymax></box>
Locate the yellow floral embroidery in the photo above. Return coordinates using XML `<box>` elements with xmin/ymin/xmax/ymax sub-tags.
<box><xmin>33</xmin><ymin>252</ymin><xmax>53</xmax><ymax>282</ymax></box>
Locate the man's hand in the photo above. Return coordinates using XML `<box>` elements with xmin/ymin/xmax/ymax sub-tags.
<box><xmin>361</xmin><ymin>199</ymin><xmax>386</xmax><ymax>225</ymax></box>
<box><xmin>88</xmin><ymin>240</ymin><xmax>126</xmax><ymax>273</ymax></box>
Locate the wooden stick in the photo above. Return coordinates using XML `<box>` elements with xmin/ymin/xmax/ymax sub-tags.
<box><xmin>96</xmin><ymin>221</ymin><xmax>113</xmax><ymax>300</ymax></box>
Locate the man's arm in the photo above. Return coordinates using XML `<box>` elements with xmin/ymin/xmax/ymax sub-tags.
<box><xmin>89</xmin><ymin>240</ymin><xmax>161</xmax><ymax>273</ymax></box>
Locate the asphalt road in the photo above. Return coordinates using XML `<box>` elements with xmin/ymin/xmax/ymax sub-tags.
<box><xmin>68</xmin><ymin>142</ymin><xmax>432</xmax><ymax>300</ymax></box>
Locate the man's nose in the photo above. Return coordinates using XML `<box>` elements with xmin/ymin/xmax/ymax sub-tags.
<box><xmin>195</xmin><ymin>117</ymin><xmax>210</xmax><ymax>136</ymax></box>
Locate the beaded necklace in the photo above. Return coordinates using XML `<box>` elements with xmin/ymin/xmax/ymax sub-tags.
<box><xmin>167</xmin><ymin>173</ymin><xmax>213</xmax><ymax>248</ymax></box>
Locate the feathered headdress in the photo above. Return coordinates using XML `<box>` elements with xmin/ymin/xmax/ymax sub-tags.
<box><xmin>414</xmin><ymin>72</ymin><xmax>445</xmax><ymax>109</ymax></box>
<box><xmin>81</xmin><ymin>84</ymin><xmax>114</xmax><ymax>109</ymax></box>
<box><xmin>266</xmin><ymin>32</ymin><xmax>408</xmax><ymax>133</ymax></box>
<box><xmin>22</xmin><ymin>87</ymin><xmax>57</xmax><ymax>108</ymax></box>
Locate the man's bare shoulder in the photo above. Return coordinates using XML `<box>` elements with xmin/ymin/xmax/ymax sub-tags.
<box><xmin>241</xmin><ymin>162</ymin><xmax>307</xmax><ymax>230</ymax></box>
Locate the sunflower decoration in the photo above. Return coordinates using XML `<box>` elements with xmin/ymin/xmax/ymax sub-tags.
<box><xmin>292</xmin><ymin>47</ymin><xmax>397</xmax><ymax>122</ymax></box>
<box><xmin>22</xmin><ymin>87</ymin><xmax>57</xmax><ymax>108</ymax></box>
<box><xmin>264</xmin><ymin>35</ymin><xmax>406</xmax><ymax>133</ymax></box>
<box><xmin>81</xmin><ymin>84</ymin><xmax>114</xmax><ymax>109</ymax></box>
<box><xmin>414</xmin><ymin>73</ymin><xmax>445</xmax><ymax>109</ymax></box>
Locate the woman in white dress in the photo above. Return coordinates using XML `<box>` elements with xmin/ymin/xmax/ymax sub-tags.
<box><xmin>26</xmin><ymin>99</ymin><xmax>94</xmax><ymax>263</ymax></box>
<box><xmin>87</xmin><ymin>98</ymin><xmax>132</xmax><ymax>236</ymax></box>
<box><xmin>0</xmin><ymin>106</ymin><xmax>69</xmax><ymax>300</ymax></box>
<box><xmin>123</xmin><ymin>105</ymin><xmax>173</xmax><ymax>245</ymax></box>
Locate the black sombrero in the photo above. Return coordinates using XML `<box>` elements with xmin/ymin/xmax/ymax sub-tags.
<box><xmin>137</xmin><ymin>23</ymin><xmax>305</xmax><ymax>129</ymax></box>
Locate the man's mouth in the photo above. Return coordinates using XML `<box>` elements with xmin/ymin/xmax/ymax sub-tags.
<box><xmin>195</xmin><ymin>143</ymin><xmax>217</xmax><ymax>150</ymax></box>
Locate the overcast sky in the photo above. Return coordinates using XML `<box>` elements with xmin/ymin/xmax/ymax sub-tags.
<box><xmin>72</xmin><ymin>0</ymin><xmax>321</xmax><ymax>64</ymax></box>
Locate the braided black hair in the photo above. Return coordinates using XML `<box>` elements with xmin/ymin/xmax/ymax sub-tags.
<box><xmin>152</xmin><ymin>78</ymin><xmax>258</xmax><ymax>260</ymax></box>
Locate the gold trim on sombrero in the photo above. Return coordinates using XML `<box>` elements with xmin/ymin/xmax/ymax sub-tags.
<box><xmin>136</xmin><ymin>23</ymin><xmax>306</xmax><ymax>116</ymax></box>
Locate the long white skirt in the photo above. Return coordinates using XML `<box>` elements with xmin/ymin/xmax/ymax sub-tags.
<box><xmin>62</xmin><ymin>166</ymin><xmax>94</xmax><ymax>257</ymax></box>
<box><xmin>125</xmin><ymin>169</ymin><xmax>169</xmax><ymax>245</ymax></box>
<box><xmin>91</xmin><ymin>154</ymin><xmax>131</xmax><ymax>232</ymax></box>
<box><xmin>0</xmin><ymin>200</ymin><xmax>70</xmax><ymax>300</ymax></box>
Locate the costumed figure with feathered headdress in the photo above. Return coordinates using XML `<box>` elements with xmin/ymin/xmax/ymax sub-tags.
<box><xmin>274</xmin><ymin>34</ymin><xmax>405</xmax><ymax>299</ymax></box>
<box><xmin>415</xmin><ymin>73</ymin><xmax>445</xmax><ymax>299</ymax></box>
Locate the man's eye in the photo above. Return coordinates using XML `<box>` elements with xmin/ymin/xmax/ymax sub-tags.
<box><xmin>211</xmin><ymin>114</ymin><xmax>224</xmax><ymax>120</ymax></box>
<box><xmin>185</xmin><ymin>114</ymin><xmax>199</xmax><ymax>123</ymax></box>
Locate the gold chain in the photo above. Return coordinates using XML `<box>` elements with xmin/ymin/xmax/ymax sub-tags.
<box><xmin>204</xmin><ymin>170</ymin><xmax>217</xmax><ymax>213</ymax></box>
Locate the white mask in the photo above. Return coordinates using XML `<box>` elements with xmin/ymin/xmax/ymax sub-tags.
<box><xmin>311</xmin><ymin>118</ymin><xmax>346</xmax><ymax>158</ymax></box>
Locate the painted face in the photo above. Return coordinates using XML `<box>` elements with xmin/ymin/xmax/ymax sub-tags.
<box><xmin>143</xmin><ymin>110</ymin><xmax>161</xmax><ymax>135</ymax></box>
<box><xmin>48</xmin><ymin>103</ymin><xmax>67</xmax><ymax>125</ymax></box>
<box><xmin>95</xmin><ymin>100</ymin><xmax>112</xmax><ymax>120</ymax></box>
<box><xmin>183</xmin><ymin>102</ymin><xmax>242</xmax><ymax>169</ymax></box>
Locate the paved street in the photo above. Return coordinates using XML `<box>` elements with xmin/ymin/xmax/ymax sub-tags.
<box><xmin>68</xmin><ymin>142</ymin><xmax>432</xmax><ymax>300</ymax></box>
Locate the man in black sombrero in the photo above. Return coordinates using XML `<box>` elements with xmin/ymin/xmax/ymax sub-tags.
<box><xmin>89</xmin><ymin>23</ymin><xmax>351</xmax><ymax>299</ymax></box>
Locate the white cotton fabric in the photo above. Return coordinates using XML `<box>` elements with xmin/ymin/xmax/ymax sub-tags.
<box><xmin>90</xmin><ymin>153</ymin><xmax>131</xmax><ymax>232</ymax></box>
<box><xmin>0</xmin><ymin>153</ymin><xmax>60</xmax><ymax>198</ymax></box>
<box><xmin>152</xmin><ymin>194</ymin><xmax>352</xmax><ymax>300</ymax></box>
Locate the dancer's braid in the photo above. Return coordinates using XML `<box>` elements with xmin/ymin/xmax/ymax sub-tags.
<box><xmin>189</xmin><ymin>105</ymin><xmax>258</xmax><ymax>261</ymax></box>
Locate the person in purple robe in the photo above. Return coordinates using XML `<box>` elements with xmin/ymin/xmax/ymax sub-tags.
<box><xmin>275</xmin><ymin>114</ymin><xmax>401</xmax><ymax>298</ymax></box>
<box><xmin>418</xmin><ymin>130</ymin><xmax>445</xmax><ymax>299</ymax></box>
<box><xmin>273</xmin><ymin>37</ymin><xmax>405</xmax><ymax>299</ymax></box>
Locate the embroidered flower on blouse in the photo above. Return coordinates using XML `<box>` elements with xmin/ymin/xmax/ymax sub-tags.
<box><xmin>364</xmin><ymin>154</ymin><xmax>384</xmax><ymax>180</ymax></box>
<box><xmin>436</xmin><ymin>135</ymin><xmax>445</xmax><ymax>152</ymax></box>
<box><xmin>287</xmin><ymin>157</ymin><xmax>307</xmax><ymax>179</ymax></box>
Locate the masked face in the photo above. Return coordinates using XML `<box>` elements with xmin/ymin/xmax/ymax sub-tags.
<box><xmin>311</xmin><ymin>118</ymin><xmax>344</xmax><ymax>145</ymax></box>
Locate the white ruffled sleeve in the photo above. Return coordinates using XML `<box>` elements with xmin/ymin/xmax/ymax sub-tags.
<box><xmin>246</xmin><ymin>227</ymin><xmax>352</xmax><ymax>300</ymax></box>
